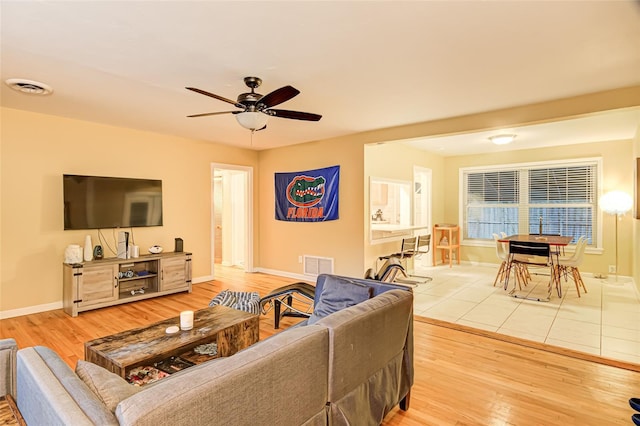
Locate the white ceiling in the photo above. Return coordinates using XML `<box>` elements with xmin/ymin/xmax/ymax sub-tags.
<box><xmin>1</xmin><ymin>1</ymin><xmax>640</xmax><ymax>152</ymax></box>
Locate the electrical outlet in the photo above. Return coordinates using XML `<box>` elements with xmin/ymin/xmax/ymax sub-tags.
<box><xmin>298</xmin><ymin>255</ymin><xmax>303</xmax><ymax>264</ymax></box>
<box><xmin>608</xmin><ymin>265</ymin><xmax>616</xmax><ymax>273</ymax></box>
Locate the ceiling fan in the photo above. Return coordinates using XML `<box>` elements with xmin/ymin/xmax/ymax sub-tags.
<box><xmin>186</xmin><ymin>77</ymin><xmax>322</xmax><ymax>131</ymax></box>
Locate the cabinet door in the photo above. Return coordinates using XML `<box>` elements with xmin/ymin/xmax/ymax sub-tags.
<box><xmin>79</xmin><ymin>265</ymin><xmax>118</xmax><ymax>308</ymax></box>
<box><xmin>161</xmin><ymin>256</ymin><xmax>188</xmax><ymax>291</ymax></box>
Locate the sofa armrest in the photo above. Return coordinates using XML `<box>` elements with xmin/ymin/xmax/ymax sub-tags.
<box><xmin>17</xmin><ymin>347</ymin><xmax>117</xmax><ymax>426</ymax></box>
<box><xmin>0</xmin><ymin>338</ymin><xmax>17</xmax><ymax>398</ymax></box>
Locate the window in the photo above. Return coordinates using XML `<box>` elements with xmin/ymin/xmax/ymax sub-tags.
<box><xmin>461</xmin><ymin>158</ymin><xmax>600</xmax><ymax>246</ymax></box>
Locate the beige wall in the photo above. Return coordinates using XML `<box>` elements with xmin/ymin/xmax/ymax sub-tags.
<box><xmin>257</xmin><ymin>138</ymin><xmax>366</xmax><ymax>277</ymax></box>
<box><xmin>0</xmin><ymin>107</ymin><xmax>258</xmax><ymax>312</ymax></box>
<box><xmin>2</xmin><ymin>85</ymin><xmax>639</xmax><ymax>315</ymax></box>
<box><xmin>364</xmin><ymin>143</ymin><xmax>445</xmax><ymax>269</ymax></box>
<box><xmin>444</xmin><ymin>140</ymin><xmax>635</xmax><ymax>276</ymax></box>
<box><xmin>633</xmin><ymin>125</ymin><xmax>640</xmax><ymax>290</ymax></box>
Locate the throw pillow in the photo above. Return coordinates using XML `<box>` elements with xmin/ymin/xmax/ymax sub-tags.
<box><xmin>307</xmin><ymin>276</ymin><xmax>373</xmax><ymax>324</ymax></box>
<box><xmin>76</xmin><ymin>360</ymin><xmax>140</xmax><ymax>412</ymax></box>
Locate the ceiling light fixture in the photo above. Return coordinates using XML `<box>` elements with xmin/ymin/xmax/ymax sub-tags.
<box><xmin>5</xmin><ymin>78</ymin><xmax>53</xmax><ymax>95</ymax></box>
<box><xmin>489</xmin><ymin>134</ymin><xmax>516</xmax><ymax>145</ymax></box>
<box><xmin>235</xmin><ymin>111</ymin><xmax>268</xmax><ymax>131</ymax></box>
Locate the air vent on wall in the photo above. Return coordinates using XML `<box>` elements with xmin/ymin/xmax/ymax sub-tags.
<box><xmin>5</xmin><ymin>78</ymin><xmax>53</xmax><ymax>95</ymax></box>
<box><xmin>303</xmin><ymin>255</ymin><xmax>334</xmax><ymax>277</ymax></box>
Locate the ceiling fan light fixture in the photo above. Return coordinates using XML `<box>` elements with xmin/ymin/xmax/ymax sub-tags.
<box><xmin>5</xmin><ymin>78</ymin><xmax>53</xmax><ymax>95</ymax></box>
<box><xmin>235</xmin><ymin>111</ymin><xmax>268</xmax><ymax>130</ymax></box>
<box><xmin>489</xmin><ymin>134</ymin><xmax>516</xmax><ymax>145</ymax></box>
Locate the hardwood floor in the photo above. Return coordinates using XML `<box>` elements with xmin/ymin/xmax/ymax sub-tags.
<box><xmin>1</xmin><ymin>266</ymin><xmax>639</xmax><ymax>425</ymax></box>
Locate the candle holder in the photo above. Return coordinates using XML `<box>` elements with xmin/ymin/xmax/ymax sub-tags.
<box><xmin>180</xmin><ymin>310</ymin><xmax>194</xmax><ymax>330</ymax></box>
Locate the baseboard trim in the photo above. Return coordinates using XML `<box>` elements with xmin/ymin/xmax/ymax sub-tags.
<box><xmin>414</xmin><ymin>315</ymin><xmax>640</xmax><ymax>373</ymax></box>
<box><xmin>2</xmin><ymin>275</ymin><xmax>213</xmax><ymax>319</ymax></box>
<box><xmin>0</xmin><ymin>301</ymin><xmax>63</xmax><ymax>320</ymax></box>
<box><xmin>193</xmin><ymin>275</ymin><xmax>213</xmax><ymax>284</ymax></box>
<box><xmin>253</xmin><ymin>267</ymin><xmax>314</xmax><ymax>283</ymax></box>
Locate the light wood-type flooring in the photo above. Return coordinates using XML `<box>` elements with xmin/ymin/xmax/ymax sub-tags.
<box><xmin>1</xmin><ymin>266</ymin><xmax>639</xmax><ymax>425</ymax></box>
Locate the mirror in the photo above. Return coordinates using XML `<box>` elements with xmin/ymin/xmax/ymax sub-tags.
<box><xmin>370</xmin><ymin>177</ymin><xmax>412</xmax><ymax>242</ymax></box>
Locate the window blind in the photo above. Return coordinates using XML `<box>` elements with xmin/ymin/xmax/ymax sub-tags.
<box><xmin>463</xmin><ymin>160</ymin><xmax>598</xmax><ymax>246</ymax></box>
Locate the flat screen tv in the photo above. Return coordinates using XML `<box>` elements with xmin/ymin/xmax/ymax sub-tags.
<box><xmin>63</xmin><ymin>174</ymin><xmax>163</xmax><ymax>230</ymax></box>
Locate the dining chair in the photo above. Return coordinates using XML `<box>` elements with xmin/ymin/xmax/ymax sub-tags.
<box><xmin>378</xmin><ymin>236</ymin><xmax>418</xmax><ymax>271</ymax></box>
<box><xmin>492</xmin><ymin>233</ymin><xmax>509</xmax><ymax>287</ymax></box>
<box><xmin>556</xmin><ymin>236</ymin><xmax>588</xmax><ymax>297</ymax></box>
<box><xmin>529</xmin><ymin>233</ymin><xmax>565</xmax><ymax>255</ymax></box>
<box><xmin>406</xmin><ymin>234</ymin><xmax>433</xmax><ymax>281</ymax></box>
<box><xmin>505</xmin><ymin>240</ymin><xmax>556</xmax><ymax>299</ymax></box>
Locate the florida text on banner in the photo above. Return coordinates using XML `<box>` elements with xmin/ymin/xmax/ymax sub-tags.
<box><xmin>275</xmin><ymin>165</ymin><xmax>340</xmax><ymax>222</ymax></box>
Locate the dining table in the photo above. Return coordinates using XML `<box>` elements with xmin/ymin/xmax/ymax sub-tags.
<box><xmin>499</xmin><ymin>234</ymin><xmax>573</xmax><ymax>246</ymax></box>
<box><xmin>498</xmin><ymin>234</ymin><xmax>573</xmax><ymax>300</ymax></box>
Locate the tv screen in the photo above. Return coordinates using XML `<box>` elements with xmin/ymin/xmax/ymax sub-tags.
<box><xmin>63</xmin><ymin>175</ymin><xmax>163</xmax><ymax>230</ymax></box>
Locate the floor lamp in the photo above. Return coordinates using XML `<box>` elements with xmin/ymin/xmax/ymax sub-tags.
<box><xmin>600</xmin><ymin>190</ymin><xmax>633</xmax><ymax>280</ymax></box>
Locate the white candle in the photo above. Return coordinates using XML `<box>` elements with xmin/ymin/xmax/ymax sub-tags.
<box><xmin>180</xmin><ymin>310</ymin><xmax>194</xmax><ymax>330</ymax></box>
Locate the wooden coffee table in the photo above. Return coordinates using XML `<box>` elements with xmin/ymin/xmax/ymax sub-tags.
<box><xmin>84</xmin><ymin>305</ymin><xmax>259</xmax><ymax>378</ymax></box>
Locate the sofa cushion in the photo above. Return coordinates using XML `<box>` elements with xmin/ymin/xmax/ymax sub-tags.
<box><xmin>76</xmin><ymin>360</ymin><xmax>140</xmax><ymax>412</ymax></box>
<box><xmin>307</xmin><ymin>275</ymin><xmax>373</xmax><ymax>324</ymax></box>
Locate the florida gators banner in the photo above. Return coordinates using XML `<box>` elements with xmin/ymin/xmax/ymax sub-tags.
<box><xmin>275</xmin><ymin>165</ymin><xmax>340</xmax><ymax>222</ymax></box>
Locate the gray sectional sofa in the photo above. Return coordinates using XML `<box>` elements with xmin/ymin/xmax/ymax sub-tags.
<box><xmin>4</xmin><ymin>274</ymin><xmax>414</xmax><ymax>425</ymax></box>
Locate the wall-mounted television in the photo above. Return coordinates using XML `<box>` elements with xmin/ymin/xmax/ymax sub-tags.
<box><xmin>63</xmin><ymin>174</ymin><xmax>163</xmax><ymax>230</ymax></box>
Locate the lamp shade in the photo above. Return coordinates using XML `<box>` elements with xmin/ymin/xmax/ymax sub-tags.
<box><xmin>235</xmin><ymin>111</ymin><xmax>268</xmax><ymax>130</ymax></box>
<box><xmin>600</xmin><ymin>190</ymin><xmax>633</xmax><ymax>215</ymax></box>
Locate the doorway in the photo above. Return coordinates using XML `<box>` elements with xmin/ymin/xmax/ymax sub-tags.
<box><xmin>413</xmin><ymin>166</ymin><xmax>433</xmax><ymax>267</ymax></box>
<box><xmin>211</xmin><ymin>164</ymin><xmax>254</xmax><ymax>276</ymax></box>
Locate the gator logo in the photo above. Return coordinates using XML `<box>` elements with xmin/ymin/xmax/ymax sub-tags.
<box><xmin>286</xmin><ymin>175</ymin><xmax>325</xmax><ymax>207</ymax></box>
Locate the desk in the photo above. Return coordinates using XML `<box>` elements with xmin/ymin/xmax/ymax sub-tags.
<box><xmin>500</xmin><ymin>235</ymin><xmax>572</xmax><ymax>300</ymax></box>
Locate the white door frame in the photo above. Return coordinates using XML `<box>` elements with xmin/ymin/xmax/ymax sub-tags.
<box><xmin>413</xmin><ymin>165</ymin><xmax>433</xmax><ymax>266</ymax></box>
<box><xmin>210</xmin><ymin>163</ymin><xmax>254</xmax><ymax>276</ymax></box>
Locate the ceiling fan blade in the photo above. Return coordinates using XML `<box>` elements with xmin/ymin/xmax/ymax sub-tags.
<box><xmin>187</xmin><ymin>111</ymin><xmax>236</xmax><ymax>118</ymax></box>
<box><xmin>185</xmin><ymin>87</ymin><xmax>244</xmax><ymax>108</ymax></box>
<box><xmin>268</xmin><ymin>109</ymin><xmax>322</xmax><ymax>121</ymax></box>
<box><xmin>258</xmin><ymin>86</ymin><xmax>300</xmax><ymax>109</ymax></box>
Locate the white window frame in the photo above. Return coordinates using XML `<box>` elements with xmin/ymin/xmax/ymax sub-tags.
<box><xmin>459</xmin><ymin>157</ymin><xmax>603</xmax><ymax>251</ymax></box>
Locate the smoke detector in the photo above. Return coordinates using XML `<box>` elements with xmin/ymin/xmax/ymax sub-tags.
<box><xmin>5</xmin><ymin>78</ymin><xmax>53</xmax><ymax>95</ymax></box>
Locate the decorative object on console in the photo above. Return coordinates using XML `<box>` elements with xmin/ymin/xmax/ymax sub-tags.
<box><xmin>175</xmin><ymin>238</ymin><xmax>183</xmax><ymax>252</ymax></box>
<box><xmin>64</xmin><ymin>245</ymin><xmax>83</xmax><ymax>264</ymax></box>
<box><xmin>83</xmin><ymin>235</ymin><xmax>93</xmax><ymax>261</ymax></box>
<box><xmin>148</xmin><ymin>245</ymin><xmax>163</xmax><ymax>254</ymax></box>
<box><xmin>93</xmin><ymin>245</ymin><xmax>103</xmax><ymax>260</ymax></box>
<box><xmin>130</xmin><ymin>244</ymin><xmax>140</xmax><ymax>258</ymax></box>
<box><xmin>117</xmin><ymin>231</ymin><xmax>129</xmax><ymax>259</ymax></box>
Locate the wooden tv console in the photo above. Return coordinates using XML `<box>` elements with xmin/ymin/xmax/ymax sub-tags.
<box><xmin>63</xmin><ymin>252</ymin><xmax>192</xmax><ymax>317</ymax></box>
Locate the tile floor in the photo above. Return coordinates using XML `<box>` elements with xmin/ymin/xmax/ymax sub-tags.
<box><xmin>409</xmin><ymin>260</ymin><xmax>640</xmax><ymax>365</ymax></box>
